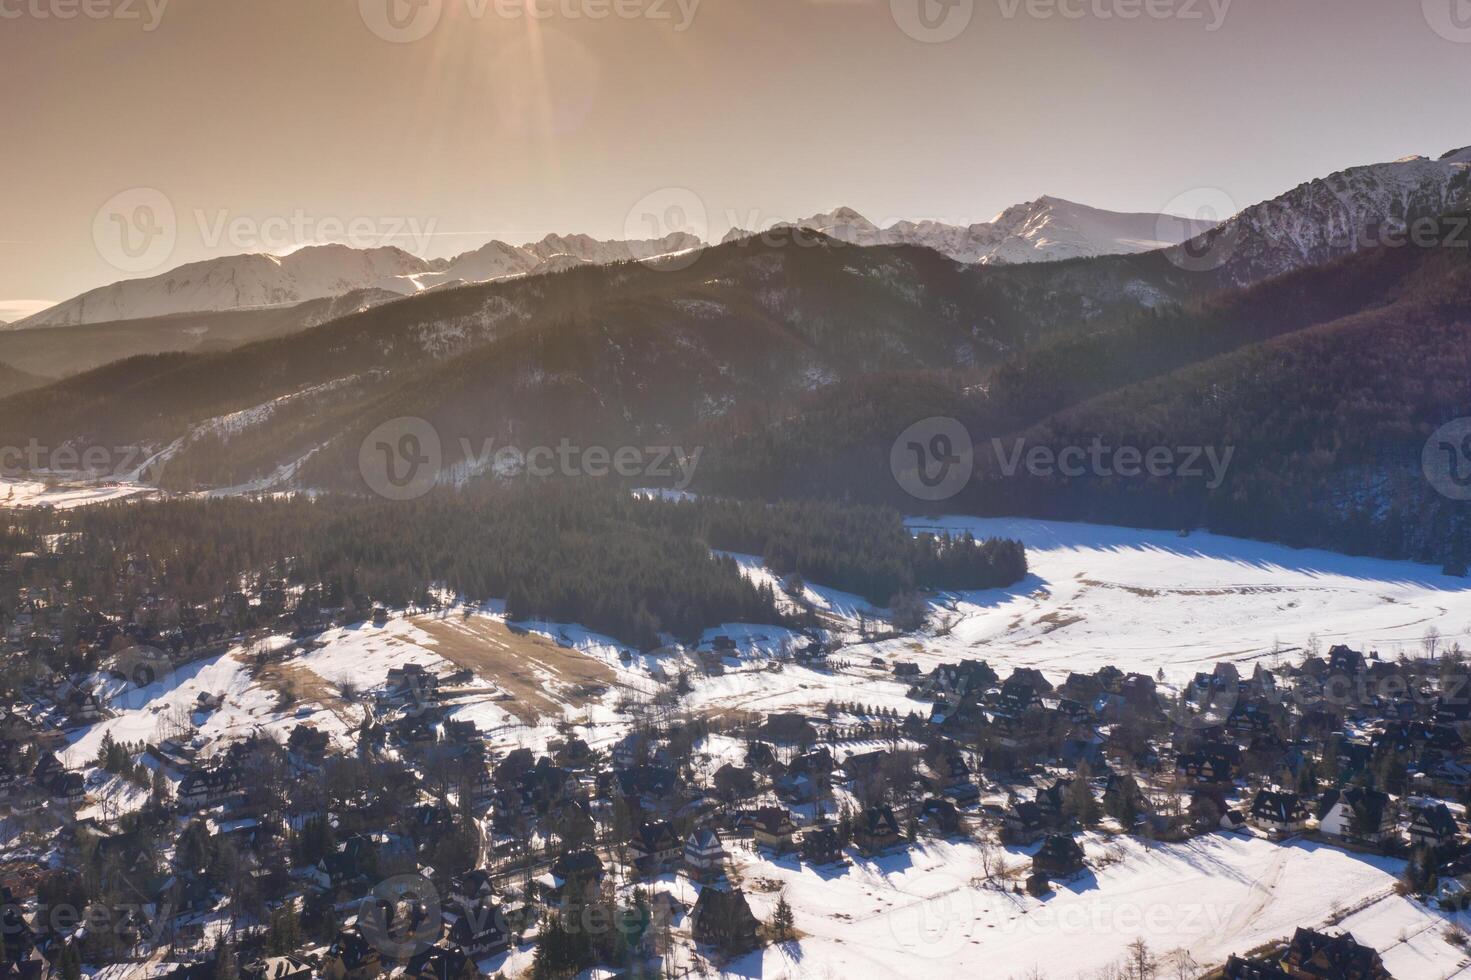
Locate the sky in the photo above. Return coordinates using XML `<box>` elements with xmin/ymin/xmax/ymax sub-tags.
<box><xmin>2</xmin><ymin>0</ymin><xmax>1470</xmax><ymax>318</ymax></box>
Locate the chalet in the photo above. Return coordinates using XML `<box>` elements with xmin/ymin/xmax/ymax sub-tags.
<box><xmin>385</xmin><ymin>663</ymin><xmax>438</xmax><ymax>701</ymax></box>
<box><xmin>753</xmin><ymin>806</ymin><xmax>798</xmax><ymax>852</ymax></box>
<box><xmin>1035</xmin><ymin>779</ymin><xmax>1072</xmax><ymax>824</ymax></box>
<box><xmin>800</xmin><ymin>825</ymin><xmax>844</xmax><ymax>865</ymax></box>
<box><xmin>854</xmin><ymin>804</ymin><xmax>901</xmax><ymax>854</ymax></box>
<box><xmin>321</xmin><ymin>928</ymin><xmax>382</xmax><ymax>980</ymax></box>
<box><xmin>630</xmin><ymin>820</ymin><xmax>681</xmax><ymax>873</ymax></box>
<box><xmin>893</xmin><ymin>662</ymin><xmax>921</xmax><ymax>679</ymax></box>
<box><xmin>443</xmin><ymin>898</ymin><xmax>510</xmax><ymax>957</ymax></box>
<box><xmin>286</xmin><ymin>724</ymin><xmax>330</xmax><ymax>760</ymax></box>
<box><xmin>683</xmin><ymin>828</ymin><xmax>726</xmax><ymax>881</ymax></box>
<box><xmin>446</xmin><ymin>870</ymin><xmax>496</xmax><ymax>909</ymax></box>
<box><xmin>1002</xmin><ymin>800</ymin><xmax>1047</xmax><ymax>844</ymax></box>
<box><xmin>761</xmin><ymin>712</ymin><xmax>818</xmax><ymax>744</ymax></box>
<box><xmin>919</xmin><ymin>659</ymin><xmax>998</xmax><ymax>704</ymax></box>
<box><xmin>612</xmin><ymin>765</ymin><xmax>679</xmax><ymax>807</ymax></box>
<box><xmin>551</xmin><ymin>799</ymin><xmax>595</xmax><ymax>846</ymax></box>
<box><xmin>1176</xmin><ymin>752</ymin><xmax>1233</xmax><ymax>788</ymax></box>
<box><xmin>1281</xmin><ymin>928</ymin><xmax>1391</xmax><ymax>979</ymax></box>
<box><xmin>1408</xmin><ymin>801</ymin><xmax>1461</xmax><ymax>848</ymax></box>
<box><xmin>790</xmin><ymin>747</ymin><xmax>835</xmax><ymax>777</ymax></box>
<box><xmin>178</xmin><ymin>765</ymin><xmax>243</xmax><ymax>809</ymax></box>
<box><xmin>745</xmin><ymin>740</ymin><xmax>778</xmax><ymax>771</ymax></box>
<box><xmin>1248</xmin><ymin>789</ymin><xmax>1309</xmax><ymax>836</ymax></box>
<box><xmin>690</xmin><ymin>887</ymin><xmax>760</xmax><ymax>954</ymax></box>
<box><xmin>611</xmin><ymin>732</ymin><xmax>649</xmax><ymax>768</ymax></box>
<box><xmin>1316</xmin><ymin>787</ymin><xmax>1394</xmax><ymax>843</ymax></box>
<box><xmin>712</xmin><ymin>763</ymin><xmax>758</xmax><ymax>801</ymax></box>
<box><xmin>774</xmin><ymin>772</ymin><xmax>816</xmax><ymax>803</ymax></box>
<box><xmin>1004</xmin><ymin>667</ymin><xmax>1054</xmax><ymax>694</ymax></box>
<box><xmin>405</xmin><ymin>944</ymin><xmax>473</xmax><ymax>980</ymax></box>
<box><xmin>1326</xmin><ymin>645</ymin><xmax>1368</xmax><ymax>677</ymax></box>
<box><xmin>920</xmin><ymin>797</ymin><xmax>963</xmax><ymax>835</ymax></box>
<box><xmin>1031</xmin><ymin>835</ymin><xmax>1086</xmax><ymax>877</ymax></box>
<box><xmin>539</xmin><ymin>850</ymin><xmax>604</xmax><ymax>904</ymax></box>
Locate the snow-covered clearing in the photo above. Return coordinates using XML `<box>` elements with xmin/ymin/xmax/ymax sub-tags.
<box><xmin>896</xmin><ymin>517</ymin><xmax>1471</xmax><ymax>684</ymax></box>
<box><xmin>713</xmin><ymin>834</ymin><xmax>1469</xmax><ymax>979</ymax></box>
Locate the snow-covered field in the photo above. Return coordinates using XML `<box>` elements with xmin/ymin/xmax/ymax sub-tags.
<box><xmin>900</xmin><ymin>517</ymin><xmax>1471</xmax><ymax>683</ymax></box>
<box><xmin>717</xmin><ymin>834</ymin><xmax>1465</xmax><ymax>980</ymax></box>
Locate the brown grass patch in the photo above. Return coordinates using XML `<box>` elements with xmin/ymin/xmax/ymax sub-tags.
<box><xmin>413</xmin><ymin>616</ymin><xmax>620</xmax><ymax>724</ymax></box>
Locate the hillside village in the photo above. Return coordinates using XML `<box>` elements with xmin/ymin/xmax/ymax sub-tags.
<box><xmin>3</xmin><ymin>536</ymin><xmax>1471</xmax><ymax>980</ymax></box>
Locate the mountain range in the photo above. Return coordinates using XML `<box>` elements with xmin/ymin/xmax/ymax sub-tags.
<box><xmin>728</xmin><ymin>197</ymin><xmax>1217</xmax><ymax>265</ymax></box>
<box><xmin>14</xmin><ymin>195</ymin><xmax>1219</xmax><ymax>332</ymax></box>
<box><xmin>3</xmin><ymin>143</ymin><xmax>1470</xmax><ymax>565</ymax></box>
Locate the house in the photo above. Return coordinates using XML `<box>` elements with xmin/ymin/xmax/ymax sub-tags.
<box><xmin>690</xmin><ymin>887</ymin><xmax>761</xmax><ymax>954</ymax></box>
<box><xmin>683</xmin><ymin>828</ymin><xmax>726</xmax><ymax>881</ymax></box>
<box><xmin>1316</xmin><ymin>787</ymin><xmax>1394</xmax><ymax>843</ymax></box>
<box><xmin>1031</xmin><ymin>835</ymin><xmax>1086</xmax><ymax>877</ymax></box>
<box><xmin>919</xmin><ymin>798</ymin><xmax>963</xmax><ymax>836</ymax></box>
<box><xmin>854</xmin><ymin>804</ymin><xmax>902</xmax><ymax>854</ymax></box>
<box><xmin>443</xmin><ymin>898</ymin><xmax>511</xmax><ymax>957</ymax></box>
<box><xmin>1248</xmin><ymin>789</ymin><xmax>1309</xmax><ymax>836</ymax></box>
<box><xmin>753</xmin><ymin>807</ymin><xmax>798</xmax><ymax>852</ymax></box>
<box><xmin>712</xmin><ymin>763</ymin><xmax>757</xmax><ymax>801</ymax></box>
<box><xmin>1408</xmin><ymin>801</ymin><xmax>1461</xmax><ymax>848</ymax></box>
<box><xmin>178</xmin><ymin>765</ymin><xmax>243</xmax><ymax>810</ymax></box>
<box><xmin>1175</xmin><ymin>752</ymin><xmax>1233</xmax><ymax>789</ymax></box>
<box><xmin>800</xmin><ymin>825</ymin><xmax>844</xmax><ymax>866</ymax></box>
<box><xmin>1280</xmin><ymin>927</ymin><xmax>1391</xmax><ymax>978</ymax></box>
<box><xmin>630</xmin><ymin>820</ymin><xmax>681</xmax><ymax>873</ymax></box>
<box><xmin>405</xmin><ymin>944</ymin><xmax>475</xmax><ymax>980</ymax></box>
<box><xmin>321</xmin><ymin>928</ymin><xmax>382</xmax><ymax>980</ymax></box>
<box><xmin>1002</xmin><ymin>800</ymin><xmax>1047</xmax><ymax>844</ymax></box>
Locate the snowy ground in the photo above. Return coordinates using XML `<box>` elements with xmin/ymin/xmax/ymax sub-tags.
<box><xmin>48</xmin><ymin>516</ymin><xmax>1471</xmax><ymax>977</ymax></box>
<box><xmin>896</xmin><ymin>517</ymin><xmax>1471</xmax><ymax>684</ymax></box>
<box><xmin>712</xmin><ymin>834</ymin><xmax>1471</xmax><ymax>980</ymax></box>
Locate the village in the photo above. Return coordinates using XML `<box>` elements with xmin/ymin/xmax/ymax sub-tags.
<box><xmin>4</xmin><ymin>535</ymin><xmax>1471</xmax><ymax>980</ymax></box>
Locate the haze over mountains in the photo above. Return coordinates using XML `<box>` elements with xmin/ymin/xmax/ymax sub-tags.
<box><xmin>14</xmin><ymin>196</ymin><xmax>1221</xmax><ymax>330</ymax></box>
<box><xmin>3</xmin><ymin>142</ymin><xmax>1470</xmax><ymax>567</ymax></box>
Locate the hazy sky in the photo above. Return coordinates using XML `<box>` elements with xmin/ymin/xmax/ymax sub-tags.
<box><xmin>2</xmin><ymin>0</ymin><xmax>1470</xmax><ymax>315</ymax></box>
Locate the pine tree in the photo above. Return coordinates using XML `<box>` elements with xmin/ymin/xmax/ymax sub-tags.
<box><xmin>771</xmin><ymin>894</ymin><xmax>795</xmax><ymax>942</ymax></box>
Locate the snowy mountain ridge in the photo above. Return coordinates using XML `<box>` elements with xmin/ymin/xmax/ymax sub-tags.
<box><xmin>15</xmin><ymin>232</ymin><xmax>702</xmax><ymax>329</ymax></box>
<box><xmin>723</xmin><ymin>196</ymin><xmax>1219</xmax><ymax>265</ymax></box>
